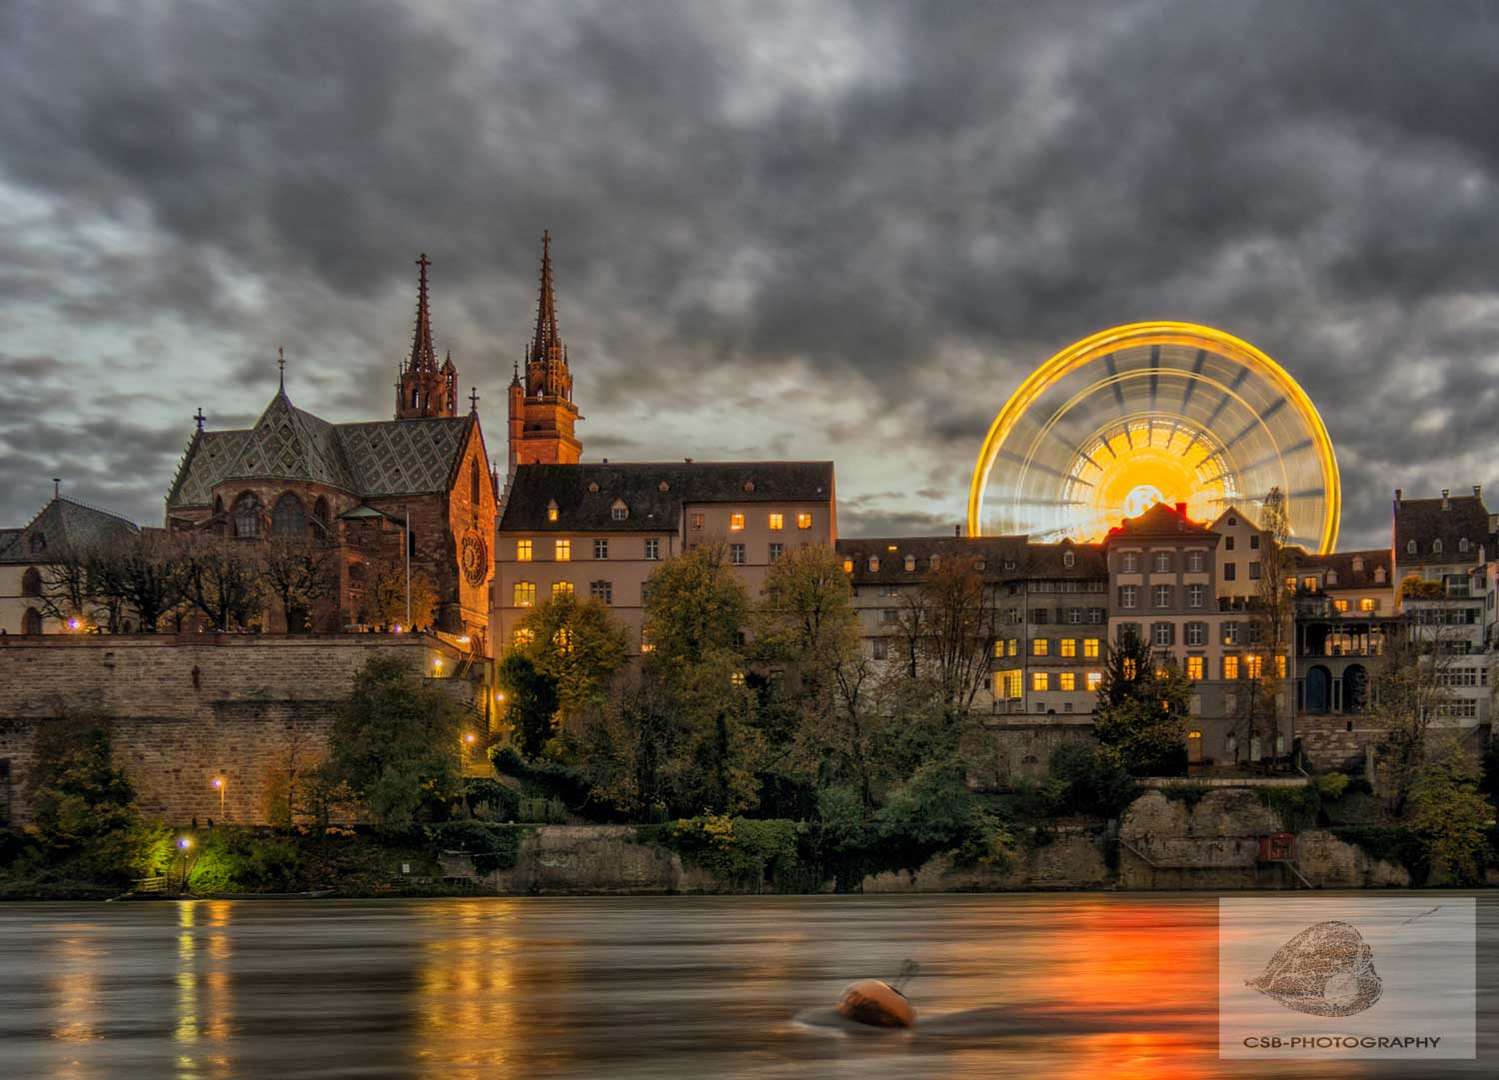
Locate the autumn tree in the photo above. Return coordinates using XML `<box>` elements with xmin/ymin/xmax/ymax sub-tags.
<box><xmin>514</xmin><ymin>593</ymin><xmax>631</xmax><ymax>728</ymax></box>
<box><xmin>890</xmin><ymin>556</ymin><xmax>997</xmax><ymax>720</ymax></box>
<box><xmin>1092</xmin><ymin>631</ymin><xmax>1190</xmax><ymax>776</ymax></box>
<box><xmin>1373</xmin><ymin>618</ymin><xmax>1459</xmax><ymax>812</ymax></box>
<box><xmin>362</xmin><ymin>555</ymin><xmax>437</xmax><ymax>629</ymax></box>
<box><xmin>260</xmin><ymin>534</ymin><xmax>339</xmax><ymax>632</ymax></box>
<box><xmin>496</xmin><ymin>652</ymin><xmax>561</xmax><ymax>759</ymax></box>
<box><xmin>1237</xmin><ymin>488</ymin><xmax>1294</xmax><ymax>760</ymax></box>
<box><xmin>1406</xmin><ymin>737</ymin><xmax>1494</xmax><ymax>884</ymax></box>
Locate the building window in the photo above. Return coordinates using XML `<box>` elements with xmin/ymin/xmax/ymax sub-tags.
<box><xmin>1186</xmin><ymin>583</ymin><xmax>1205</xmax><ymax>609</ymax></box>
<box><xmin>1375</xmin><ymin>566</ymin><xmax>1386</xmax><ymax>583</ymax></box>
<box><xmin>1032</xmin><ymin>608</ymin><xmax>1050</xmax><ymax>624</ymax></box>
<box><xmin>691</xmin><ymin>513</ymin><xmax>705</xmax><ymax>530</ymax></box>
<box><xmin>1223</xmin><ymin>562</ymin><xmax>1237</xmax><ymax>581</ymax></box>
<box><xmin>1186</xmin><ymin>656</ymin><xmax>1204</xmax><ymax>681</ymax></box>
<box><xmin>730</xmin><ymin>671</ymin><xmax>746</xmax><ymax>687</ymax></box>
<box><xmin>1032</xmin><ymin>672</ymin><xmax>1049</xmax><ymax>692</ymax></box>
<box><xmin>880</xmin><ymin>608</ymin><xmax>899</xmax><ymax>624</ymax></box>
<box><xmin>232</xmin><ymin>492</ymin><xmax>262</xmax><ymax>538</ymax></box>
<box><xmin>797</xmin><ymin>512</ymin><xmax>813</xmax><ymax>529</ymax></box>
<box><xmin>555</xmin><ymin>539</ymin><xmax>571</xmax><ymax>561</ymax></box>
<box><xmin>730</xmin><ymin>543</ymin><xmax>746</xmax><ymax>565</ymax></box>
<box><xmin>1225</xmin><ymin>535</ymin><xmax>1235</xmax><ymax>551</ymax></box>
<box><xmin>1032</xmin><ymin>638</ymin><xmax>1049</xmax><ymax>656</ymax></box>
<box><xmin>1153</xmin><ymin>585</ymin><xmax>1172</xmax><ymax>608</ymax></box>
<box><xmin>1222</xmin><ymin>655</ymin><xmax>1240</xmax><ymax>680</ymax></box>
<box><xmin>590</xmin><ymin>580</ymin><xmax>612</xmax><ymax>604</ymax></box>
<box><xmin>1360</xmin><ymin>597</ymin><xmax>1380</xmax><ymax>612</ymax></box>
<box><xmin>868</xmin><ymin>556</ymin><xmax>880</xmax><ymax>572</ymax></box>
<box><xmin>1121</xmin><ymin>553</ymin><xmax>1139</xmax><ymax>573</ymax></box>
<box><xmin>610</xmin><ymin>500</ymin><xmax>628</xmax><ymax>522</ymax></box>
<box><xmin>769</xmin><ymin>542</ymin><xmax>784</xmax><ymax>562</ymax></box>
<box><xmin>512</xmin><ymin>626</ymin><xmax>534</xmax><ymax>646</ymax></box>
<box><xmin>1152</xmin><ymin>552</ymin><xmax>1171</xmax><ymax>573</ymax></box>
<box><xmin>993</xmin><ymin>639</ymin><xmax>1006</xmax><ymax>658</ymax></box>
<box><xmin>997</xmin><ymin>670</ymin><xmax>1022</xmax><ymax>700</ymax></box>
<box><xmin>728</xmin><ymin>513</ymin><xmax>746</xmax><ymax>531</ymax></box>
<box><xmin>516</xmin><ymin>539</ymin><xmax>533</xmax><ymax>561</ymax></box>
<box><xmin>769</xmin><ymin>513</ymin><xmax>784</xmax><ymax>530</ymax></box>
<box><xmin>1119</xmin><ymin>585</ymin><xmax>1137</xmax><ymax>609</ymax></box>
<box><xmin>1405</xmin><ymin>539</ymin><xmax>1417</xmax><ymax>555</ymax></box>
<box><xmin>1060</xmin><ymin>638</ymin><xmax>1077</xmax><ymax>657</ymax></box>
<box><xmin>1063</xmin><ymin>551</ymin><xmax>1076</xmax><ymax>568</ymax></box>
<box><xmin>513</xmin><ymin>581</ymin><xmax>536</xmax><ymax>607</ymax></box>
<box><xmin>1083</xmin><ymin>638</ymin><xmax>1100</xmax><ymax>658</ymax></box>
<box><xmin>1067</xmin><ymin>607</ymin><xmax>1083</xmax><ymax>624</ymax></box>
<box><xmin>552</xmin><ymin>581</ymin><xmax>575</xmax><ymax>598</ymax></box>
<box><xmin>272</xmin><ymin>492</ymin><xmax>306</xmax><ymax>536</ymax></box>
<box><xmin>547</xmin><ymin>500</ymin><xmax>559</xmax><ymax>523</ymax></box>
<box><xmin>1433</xmin><ymin>539</ymin><xmax>1443</xmax><ymax>555</ymax></box>
<box><xmin>904</xmin><ymin>554</ymin><xmax>915</xmax><ymax>572</ymax></box>
<box><xmin>1249</xmin><ymin>561</ymin><xmax>1261</xmax><ymax>580</ymax></box>
<box><xmin>1184</xmin><ymin>623</ymin><xmax>1203</xmax><ymax>646</ymax></box>
<box><xmin>1089</xmin><ymin>607</ymin><xmax>1104</xmax><ymax>624</ymax></box>
<box><xmin>1186</xmin><ymin>551</ymin><xmax>1205</xmax><ymax>572</ymax></box>
<box><xmin>645</xmin><ymin>538</ymin><xmax>661</xmax><ymax>560</ymax></box>
<box><xmin>21</xmin><ymin>607</ymin><xmax>42</xmax><ymax>635</ymax></box>
<box><xmin>1245</xmin><ymin>655</ymin><xmax>1263</xmax><ymax>679</ymax></box>
<box><xmin>1333</xmin><ymin>598</ymin><xmax>1349</xmax><ymax>612</ymax></box>
<box><xmin>20</xmin><ymin>566</ymin><xmax>41</xmax><ymax>598</ymax></box>
<box><xmin>1152</xmin><ymin>622</ymin><xmax>1172</xmax><ymax>647</ymax></box>
<box><xmin>588</xmin><ymin>539</ymin><xmax>606</xmax><ymax>560</ymax></box>
<box><xmin>1059</xmin><ymin>672</ymin><xmax>1076</xmax><ymax>691</ymax></box>
<box><xmin>1223</xmin><ymin>622</ymin><xmax>1239</xmax><ymax>645</ymax></box>
<box><xmin>842</xmin><ymin>557</ymin><xmax>853</xmax><ymax>573</ymax></box>
<box><xmin>872</xmin><ymin>638</ymin><xmax>888</xmax><ymax>660</ymax></box>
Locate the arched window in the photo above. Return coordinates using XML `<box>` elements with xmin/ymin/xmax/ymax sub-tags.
<box><xmin>1063</xmin><ymin>551</ymin><xmax>1076</xmax><ymax>568</ymax></box>
<box><xmin>271</xmin><ymin>493</ymin><xmax>307</xmax><ymax>537</ymax></box>
<box><xmin>904</xmin><ymin>554</ymin><xmax>915</xmax><ymax>572</ymax></box>
<box><xmin>1433</xmin><ymin>539</ymin><xmax>1443</xmax><ymax>555</ymax></box>
<box><xmin>22</xmin><ymin>607</ymin><xmax>42</xmax><ymax>635</ymax></box>
<box><xmin>1459</xmin><ymin>537</ymin><xmax>1470</xmax><ymax>553</ymax></box>
<box><xmin>233</xmin><ymin>492</ymin><xmax>263</xmax><ymax>538</ymax></box>
<box><xmin>1406</xmin><ymin>539</ymin><xmax>1417</xmax><ymax>555</ymax></box>
<box><xmin>21</xmin><ymin>566</ymin><xmax>42</xmax><ymax>597</ymax></box>
<box><xmin>313</xmin><ymin>496</ymin><xmax>330</xmax><ymax>533</ymax></box>
<box><xmin>470</xmin><ymin>458</ymin><xmax>481</xmax><ymax>504</ymax></box>
<box><xmin>214</xmin><ymin>495</ymin><xmax>224</xmax><ymax>515</ymax></box>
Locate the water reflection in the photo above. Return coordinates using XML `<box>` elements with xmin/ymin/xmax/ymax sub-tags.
<box><xmin>0</xmin><ymin>895</ymin><xmax>1489</xmax><ymax>1079</ymax></box>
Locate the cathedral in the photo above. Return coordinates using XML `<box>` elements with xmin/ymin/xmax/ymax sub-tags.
<box><xmin>164</xmin><ymin>252</ymin><xmax>501</xmax><ymax>646</ymax></box>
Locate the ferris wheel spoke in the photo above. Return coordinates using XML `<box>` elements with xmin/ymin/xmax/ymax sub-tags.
<box><xmin>1103</xmin><ymin>352</ymin><xmax>1126</xmax><ymax>412</ymax></box>
<box><xmin>1222</xmin><ymin>396</ymin><xmax>1286</xmax><ymax>451</ymax></box>
<box><xmin>1179</xmin><ymin>349</ymin><xmax>1208</xmax><ymax>410</ymax></box>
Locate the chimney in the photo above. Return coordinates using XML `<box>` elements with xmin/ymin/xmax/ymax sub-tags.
<box><xmin>1175</xmin><ymin>501</ymin><xmax>1187</xmax><ymax>517</ymax></box>
<box><xmin>1442</xmin><ymin>488</ymin><xmax>1450</xmax><ymax>511</ymax></box>
<box><xmin>601</xmin><ymin>457</ymin><xmax>608</xmax><ymax>464</ymax></box>
<box><xmin>52</xmin><ymin>478</ymin><xmax>61</xmax><ymax>499</ymax></box>
<box><xmin>1394</xmin><ymin>488</ymin><xmax>1402</xmax><ymax>510</ymax></box>
<box><xmin>1474</xmin><ymin>484</ymin><xmax>1482</xmax><ymax>500</ymax></box>
<box><xmin>954</xmin><ymin>523</ymin><xmax>961</xmax><ymax>538</ymax></box>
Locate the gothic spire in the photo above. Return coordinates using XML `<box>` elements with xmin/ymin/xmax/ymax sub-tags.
<box><xmin>407</xmin><ymin>253</ymin><xmax>439</xmax><ymax>373</ymax></box>
<box><xmin>529</xmin><ymin>231</ymin><xmax>563</xmax><ymax>365</ymax></box>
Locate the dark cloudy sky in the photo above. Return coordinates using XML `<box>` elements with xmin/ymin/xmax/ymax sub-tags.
<box><xmin>3</xmin><ymin>1</ymin><xmax>1497</xmax><ymax>547</ymax></box>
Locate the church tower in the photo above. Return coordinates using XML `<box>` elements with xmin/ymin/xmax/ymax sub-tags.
<box><xmin>508</xmin><ymin>231</ymin><xmax>582</xmax><ymax>467</ymax></box>
<box><xmin>396</xmin><ymin>254</ymin><xmax>458</xmax><ymax>420</ymax></box>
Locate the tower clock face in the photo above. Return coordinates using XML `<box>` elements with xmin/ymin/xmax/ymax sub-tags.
<box><xmin>461</xmin><ymin>531</ymin><xmax>488</xmax><ymax>585</ymax></box>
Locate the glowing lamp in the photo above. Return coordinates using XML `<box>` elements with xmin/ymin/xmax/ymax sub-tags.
<box><xmin>464</xmin><ymin>733</ymin><xmax>476</xmax><ymax>745</ymax></box>
<box><xmin>177</xmin><ymin>837</ymin><xmax>192</xmax><ymax>851</ymax></box>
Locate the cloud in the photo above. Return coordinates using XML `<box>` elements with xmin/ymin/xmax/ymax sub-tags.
<box><xmin>0</xmin><ymin>0</ymin><xmax>1496</xmax><ymax>546</ymax></box>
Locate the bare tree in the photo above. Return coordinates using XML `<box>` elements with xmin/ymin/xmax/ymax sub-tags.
<box><xmin>1374</xmin><ymin>609</ymin><xmax>1460</xmax><ymax>813</ymax></box>
<box><xmin>38</xmin><ymin>547</ymin><xmax>101</xmax><ymax>629</ymax></box>
<box><xmin>88</xmin><ymin>532</ymin><xmax>187</xmax><ymax>633</ymax></box>
<box><xmin>183</xmin><ymin>537</ymin><xmax>265</xmax><ymax>631</ymax></box>
<box><xmin>363</xmin><ymin>555</ymin><xmax>436</xmax><ymax>629</ymax></box>
<box><xmin>260</xmin><ymin>535</ymin><xmax>339</xmax><ymax>632</ymax></box>
<box><xmin>1236</xmin><ymin>487</ymin><xmax>1294</xmax><ymax>764</ymax></box>
<box><xmin>891</xmin><ymin>556</ymin><xmax>998</xmax><ymax>718</ymax></box>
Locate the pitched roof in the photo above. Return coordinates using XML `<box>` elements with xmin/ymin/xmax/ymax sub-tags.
<box><xmin>0</xmin><ymin>528</ymin><xmax>21</xmax><ymax>559</ymax></box>
<box><xmin>834</xmin><ymin>535</ymin><xmax>1100</xmax><ymax>585</ymax></box>
<box><xmin>1105</xmin><ymin>501</ymin><xmax>1218</xmax><ymax>542</ymax></box>
<box><xmin>1296</xmin><ymin>548</ymin><xmax>1393</xmax><ymax>591</ymax></box>
<box><xmin>165</xmin><ymin>390</ymin><xmax>477</xmax><ymax>509</ymax></box>
<box><xmin>0</xmin><ymin>496</ymin><xmax>140</xmax><ymax>563</ymax></box>
<box><xmin>1393</xmin><ymin>492</ymin><xmax>1492</xmax><ymax>563</ymax></box>
<box><xmin>499</xmin><ymin>461</ymin><xmax>835</xmax><ymax>533</ymax></box>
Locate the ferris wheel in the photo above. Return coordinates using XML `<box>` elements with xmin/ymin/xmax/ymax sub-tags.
<box><xmin>967</xmin><ymin>322</ymin><xmax>1340</xmax><ymax>553</ymax></box>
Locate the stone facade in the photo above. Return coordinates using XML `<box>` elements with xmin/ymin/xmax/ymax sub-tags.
<box><xmin>0</xmin><ymin>634</ymin><xmax>478</xmax><ymax>827</ymax></box>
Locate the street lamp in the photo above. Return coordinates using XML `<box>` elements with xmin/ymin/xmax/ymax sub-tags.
<box><xmin>212</xmin><ymin>776</ymin><xmax>226</xmax><ymax>819</ymax></box>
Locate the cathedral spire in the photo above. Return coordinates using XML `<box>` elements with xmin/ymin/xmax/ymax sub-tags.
<box><xmin>529</xmin><ymin>231</ymin><xmax>563</xmax><ymax>365</ymax></box>
<box><xmin>407</xmin><ymin>253</ymin><xmax>439</xmax><ymax>373</ymax></box>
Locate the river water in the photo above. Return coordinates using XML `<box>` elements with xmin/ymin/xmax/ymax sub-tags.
<box><xmin>0</xmin><ymin>893</ymin><xmax>1490</xmax><ymax>1079</ymax></box>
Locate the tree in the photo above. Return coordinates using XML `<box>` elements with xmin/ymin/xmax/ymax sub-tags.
<box><xmin>322</xmin><ymin>656</ymin><xmax>465</xmax><ymax>826</ymax></box>
<box><xmin>515</xmin><ymin>593</ymin><xmax>631</xmax><ymax>727</ymax></box>
<box><xmin>363</xmin><ymin>555</ymin><xmax>436</xmax><ymax>629</ymax></box>
<box><xmin>1239</xmin><ymin>488</ymin><xmax>1293</xmax><ymax>761</ymax></box>
<box><xmin>37</xmin><ymin>546</ymin><xmax>99</xmax><ymax>629</ymax></box>
<box><xmin>641</xmin><ymin>541</ymin><xmax>749</xmax><ymax>665</ymax></box>
<box><xmin>496</xmin><ymin>652</ymin><xmax>561</xmax><ymax>760</ymax></box>
<box><xmin>890</xmin><ymin>556</ymin><xmax>997</xmax><ymax>719</ymax></box>
<box><xmin>260</xmin><ymin>535</ymin><xmax>339</xmax><ymax>632</ymax></box>
<box><xmin>183</xmin><ymin>537</ymin><xmax>265</xmax><ymax>631</ymax></box>
<box><xmin>1406</xmin><ymin>737</ymin><xmax>1494</xmax><ymax>884</ymax></box>
<box><xmin>27</xmin><ymin>705</ymin><xmax>138</xmax><ymax>851</ymax></box>
<box><xmin>1373</xmin><ymin>619</ymin><xmax>1458</xmax><ymax>812</ymax></box>
<box><xmin>1092</xmin><ymin>631</ymin><xmax>1190</xmax><ymax>776</ymax></box>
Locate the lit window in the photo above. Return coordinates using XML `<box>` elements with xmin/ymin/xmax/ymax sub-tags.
<box><xmin>1032</xmin><ymin>638</ymin><xmax>1049</xmax><ymax>656</ymax></box>
<box><xmin>769</xmin><ymin>513</ymin><xmax>784</xmax><ymax>530</ymax></box>
<box><xmin>590</xmin><ymin>580</ymin><xmax>612</xmax><ymax>604</ymax></box>
<box><xmin>1374</xmin><ymin>567</ymin><xmax>1386</xmax><ymax>583</ymax></box>
<box><xmin>553</xmin><ymin>627</ymin><xmax>574</xmax><ymax>653</ymax></box>
<box><xmin>1223</xmin><ymin>655</ymin><xmax>1239</xmax><ymax>680</ymax></box>
<box><xmin>645</xmin><ymin>538</ymin><xmax>661</xmax><ymax>560</ymax></box>
<box><xmin>1360</xmin><ymin>598</ymin><xmax>1379</xmax><ymax>612</ymax></box>
<box><xmin>552</xmin><ymin>581</ymin><xmax>574</xmax><ymax>598</ymax></box>
<box><xmin>1059</xmin><ymin>672</ymin><xmax>1076</xmax><ymax>692</ymax></box>
<box><xmin>1083</xmin><ymin>638</ymin><xmax>1100</xmax><ymax>658</ymax></box>
<box><xmin>1333</xmin><ymin>599</ymin><xmax>1349</xmax><ymax>612</ymax></box>
<box><xmin>1007</xmin><ymin>639</ymin><xmax>1018</xmax><ymax>657</ymax></box>
<box><xmin>546</xmin><ymin>500</ymin><xmax>559</xmax><ymax>523</ymax></box>
<box><xmin>512</xmin><ymin>626</ymin><xmax>534</xmax><ymax>646</ymax></box>
<box><xmin>513</xmin><ymin>581</ymin><xmax>536</xmax><ymax>607</ymax></box>
<box><xmin>730</xmin><ymin>543</ymin><xmax>746</xmax><ymax>564</ymax></box>
<box><xmin>1032</xmin><ymin>672</ymin><xmax>1049</xmax><ymax>692</ymax></box>
<box><xmin>730</xmin><ymin>513</ymin><xmax>745</xmax><ymax>531</ymax></box>
<box><xmin>640</xmin><ymin>633</ymin><xmax>654</xmax><ymax>654</ymax></box>
<box><xmin>516</xmin><ymin>539</ymin><xmax>533</xmax><ymax>561</ymax></box>
<box><xmin>1245</xmin><ymin>655</ymin><xmax>1263</xmax><ymax>679</ymax></box>
<box><xmin>993</xmin><ymin>640</ymin><xmax>1006</xmax><ymax>658</ymax></box>
<box><xmin>594</xmin><ymin>539</ymin><xmax>608</xmax><ymax>560</ymax></box>
<box><xmin>1276</xmin><ymin>655</ymin><xmax>1287</xmax><ymax>678</ymax></box>
<box><xmin>797</xmin><ymin>513</ymin><xmax>813</xmax><ymax>529</ymax></box>
<box><xmin>868</xmin><ymin>556</ymin><xmax>880</xmax><ymax>572</ymax></box>
<box><xmin>730</xmin><ymin>671</ymin><xmax>746</xmax><ymax>687</ymax></box>
<box><xmin>904</xmin><ymin>554</ymin><xmax>916</xmax><ymax>572</ymax></box>
<box><xmin>1302</xmin><ymin>576</ymin><xmax>1317</xmax><ymax>591</ymax></box>
<box><xmin>1186</xmin><ymin>656</ymin><xmax>1204</xmax><ymax>681</ymax></box>
<box><xmin>554</xmin><ymin>539</ymin><xmax>571</xmax><ymax>561</ymax></box>
<box><xmin>1086</xmin><ymin>671</ymin><xmax>1103</xmax><ymax>691</ymax></box>
<box><xmin>842</xmin><ymin>558</ymin><xmax>853</xmax><ymax>573</ymax></box>
<box><xmin>1060</xmin><ymin>638</ymin><xmax>1076</xmax><ymax>657</ymax></box>
<box><xmin>769</xmin><ymin>542</ymin><xmax>784</xmax><ymax>562</ymax></box>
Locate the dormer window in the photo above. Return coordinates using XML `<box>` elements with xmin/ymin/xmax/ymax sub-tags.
<box><xmin>611</xmin><ymin>499</ymin><xmax>628</xmax><ymax>522</ymax></box>
<box><xmin>1351</xmin><ymin>556</ymin><xmax>1364</xmax><ymax>572</ymax></box>
<box><xmin>1374</xmin><ymin>567</ymin><xmax>1386</xmax><ymax>583</ymax></box>
<box><xmin>842</xmin><ymin>558</ymin><xmax>853</xmax><ymax>574</ymax></box>
<box><xmin>1459</xmin><ymin>537</ymin><xmax>1470</xmax><ymax>553</ymax></box>
<box><xmin>868</xmin><ymin>556</ymin><xmax>880</xmax><ymax>572</ymax></box>
<box><xmin>904</xmin><ymin>555</ymin><xmax>916</xmax><ymax>572</ymax></box>
<box><xmin>1326</xmin><ymin>570</ymin><xmax>1338</xmax><ymax>586</ymax></box>
<box><xmin>1063</xmin><ymin>551</ymin><xmax>1076</xmax><ymax>568</ymax></box>
<box><xmin>1406</xmin><ymin>539</ymin><xmax>1417</xmax><ymax>555</ymax></box>
<box><xmin>1433</xmin><ymin>539</ymin><xmax>1443</xmax><ymax>555</ymax></box>
<box><xmin>29</xmin><ymin>533</ymin><xmax>45</xmax><ymax>553</ymax></box>
<box><xmin>546</xmin><ymin>500</ymin><xmax>559</xmax><ymax>523</ymax></box>
<box><xmin>929</xmin><ymin>555</ymin><xmax>940</xmax><ymax>570</ymax></box>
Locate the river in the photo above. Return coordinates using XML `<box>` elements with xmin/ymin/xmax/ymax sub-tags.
<box><xmin>0</xmin><ymin>894</ymin><xmax>1491</xmax><ymax>1079</ymax></box>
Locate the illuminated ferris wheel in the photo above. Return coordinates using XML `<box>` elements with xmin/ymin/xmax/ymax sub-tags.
<box><xmin>967</xmin><ymin>322</ymin><xmax>1341</xmax><ymax>552</ymax></box>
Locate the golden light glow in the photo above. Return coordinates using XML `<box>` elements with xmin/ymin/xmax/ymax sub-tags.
<box><xmin>967</xmin><ymin>321</ymin><xmax>1340</xmax><ymax>552</ymax></box>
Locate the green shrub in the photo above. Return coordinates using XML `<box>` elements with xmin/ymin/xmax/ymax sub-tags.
<box><xmin>1260</xmin><ymin>785</ymin><xmax>1322</xmax><ymax>831</ymax></box>
<box><xmin>1331</xmin><ymin>825</ymin><xmax>1428</xmax><ymax>883</ymax></box>
<box><xmin>425</xmin><ymin>820</ymin><xmax>523</xmax><ymax>875</ymax></box>
<box><xmin>1315</xmin><ymin>772</ymin><xmax>1350</xmax><ymax>800</ymax></box>
<box><xmin>465</xmin><ymin>778</ymin><xmax>520</xmax><ymax>821</ymax></box>
<box><xmin>650</xmin><ymin>815</ymin><xmax>804</xmax><ymax>888</ymax></box>
<box><xmin>1048</xmin><ymin>743</ymin><xmax>1139</xmax><ymax>818</ymax></box>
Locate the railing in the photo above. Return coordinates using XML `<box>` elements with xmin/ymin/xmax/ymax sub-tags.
<box><xmin>133</xmin><ymin>875</ymin><xmax>169</xmax><ymax>895</ymax></box>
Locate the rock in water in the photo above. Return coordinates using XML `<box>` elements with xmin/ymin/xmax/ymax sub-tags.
<box><xmin>1246</xmin><ymin>919</ymin><xmax>1382</xmax><ymax>1017</ymax></box>
<box><xmin>836</xmin><ymin>979</ymin><xmax>916</xmax><ymax>1028</ymax></box>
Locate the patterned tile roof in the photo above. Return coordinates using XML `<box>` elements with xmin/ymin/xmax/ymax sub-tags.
<box><xmin>0</xmin><ymin>497</ymin><xmax>140</xmax><ymax>563</ymax></box>
<box><xmin>499</xmin><ymin>461</ymin><xmax>835</xmax><ymax>533</ymax></box>
<box><xmin>166</xmin><ymin>389</ymin><xmax>476</xmax><ymax>509</ymax></box>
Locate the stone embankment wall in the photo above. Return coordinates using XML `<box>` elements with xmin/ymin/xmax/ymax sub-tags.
<box><xmin>0</xmin><ymin>634</ymin><xmax>473</xmax><ymax>826</ymax></box>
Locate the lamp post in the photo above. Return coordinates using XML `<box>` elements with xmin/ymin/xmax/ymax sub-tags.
<box><xmin>176</xmin><ymin>836</ymin><xmax>193</xmax><ymax>894</ymax></box>
<box><xmin>212</xmin><ymin>776</ymin><xmax>226</xmax><ymax>820</ymax></box>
